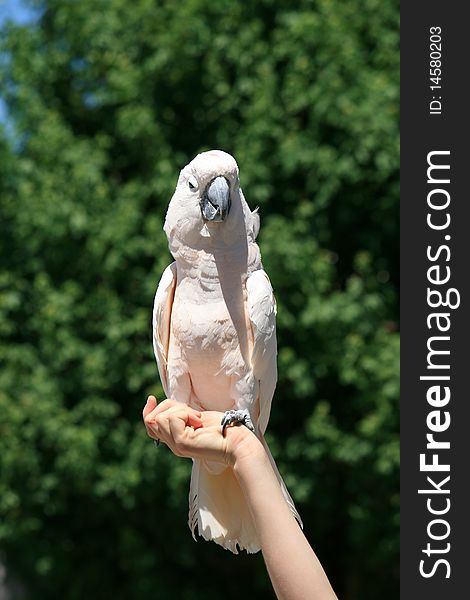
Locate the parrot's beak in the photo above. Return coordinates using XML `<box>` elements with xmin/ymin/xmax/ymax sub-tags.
<box><xmin>201</xmin><ymin>176</ymin><xmax>231</xmax><ymax>222</ymax></box>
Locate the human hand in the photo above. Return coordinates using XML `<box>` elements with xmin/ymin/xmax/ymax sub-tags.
<box><xmin>143</xmin><ymin>397</ymin><xmax>337</xmax><ymax>599</ymax></box>
<box><xmin>142</xmin><ymin>396</ymin><xmax>263</xmax><ymax>466</ymax></box>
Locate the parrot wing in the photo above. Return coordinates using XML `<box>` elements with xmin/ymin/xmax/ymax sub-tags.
<box><xmin>152</xmin><ymin>262</ymin><xmax>177</xmax><ymax>397</ymax></box>
<box><xmin>246</xmin><ymin>269</ymin><xmax>278</xmax><ymax>435</ymax></box>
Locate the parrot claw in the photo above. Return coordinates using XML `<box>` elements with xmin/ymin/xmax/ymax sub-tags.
<box><xmin>221</xmin><ymin>409</ymin><xmax>255</xmax><ymax>435</ymax></box>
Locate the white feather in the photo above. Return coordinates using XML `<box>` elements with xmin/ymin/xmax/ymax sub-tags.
<box><xmin>152</xmin><ymin>262</ymin><xmax>176</xmax><ymax>397</ymax></box>
<box><xmin>246</xmin><ymin>270</ymin><xmax>278</xmax><ymax>435</ymax></box>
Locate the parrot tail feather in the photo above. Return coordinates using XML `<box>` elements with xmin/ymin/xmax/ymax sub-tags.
<box><xmin>188</xmin><ymin>459</ymin><xmax>260</xmax><ymax>554</ymax></box>
<box><xmin>188</xmin><ymin>445</ymin><xmax>302</xmax><ymax>554</ymax></box>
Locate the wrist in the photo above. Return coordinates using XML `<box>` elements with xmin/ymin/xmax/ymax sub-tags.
<box><xmin>225</xmin><ymin>426</ymin><xmax>267</xmax><ymax>470</ymax></box>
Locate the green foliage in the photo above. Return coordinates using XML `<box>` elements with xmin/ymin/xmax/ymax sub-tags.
<box><xmin>0</xmin><ymin>1</ymin><xmax>399</xmax><ymax>598</ymax></box>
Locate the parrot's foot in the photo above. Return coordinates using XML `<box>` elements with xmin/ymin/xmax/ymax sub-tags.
<box><xmin>221</xmin><ymin>409</ymin><xmax>255</xmax><ymax>435</ymax></box>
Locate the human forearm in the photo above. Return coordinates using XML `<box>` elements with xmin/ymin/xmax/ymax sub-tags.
<box><xmin>143</xmin><ymin>399</ymin><xmax>337</xmax><ymax>599</ymax></box>
<box><xmin>233</xmin><ymin>438</ymin><xmax>337</xmax><ymax>600</ymax></box>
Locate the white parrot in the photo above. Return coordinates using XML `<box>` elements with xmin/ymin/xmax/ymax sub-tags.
<box><xmin>152</xmin><ymin>150</ymin><xmax>301</xmax><ymax>553</ymax></box>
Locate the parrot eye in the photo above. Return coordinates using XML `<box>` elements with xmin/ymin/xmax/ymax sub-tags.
<box><xmin>188</xmin><ymin>175</ymin><xmax>198</xmax><ymax>191</ymax></box>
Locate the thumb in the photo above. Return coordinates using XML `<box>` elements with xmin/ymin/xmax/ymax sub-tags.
<box><xmin>143</xmin><ymin>395</ymin><xmax>157</xmax><ymax>418</ymax></box>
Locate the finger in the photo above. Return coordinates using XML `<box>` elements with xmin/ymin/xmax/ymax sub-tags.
<box><xmin>159</xmin><ymin>407</ymin><xmax>203</xmax><ymax>434</ymax></box>
<box><xmin>170</xmin><ymin>419</ymin><xmax>227</xmax><ymax>462</ymax></box>
<box><xmin>145</xmin><ymin>423</ymin><xmax>159</xmax><ymax>439</ymax></box>
<box><xmin>142</xmin><ymin>395</ymin><xmax>157</xmax><ymax>419</ymax></box>
<box><xmin>145</xmin><ymin>398</ymin><xmax>180</xmax><ymax>422</ymax></box>
<box><xmin>146</xmin><ymin>401</ymin><xmax>202</xmax><ymax>425</ymax></box>
<box><xmin>144</xmin><ymin>399</ymin><xmax>172</xmax><ymax>424</ymax></box>
<box><xmin>154</xmin><ymin>408</ymin><xmax>203</xmax><ymax>451</ymax></box>
<box><xmin>168</xmin><ymin>412</ymin><xmax>198</xmax><ymax>457</ymax></box>
<box><xmin>169</xmin><ymin>411</ymin><xmax>187</xmax><ymax>442</ymax></box>
<box><xmin>144</xmin><ymin>415</ymin><xmax>160</xmax><ymax>439</ymax></box>
<box><xmin>186</xmin><ymin>411</ymin><xmax>203</xmax><ymax>429</ymax></box>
